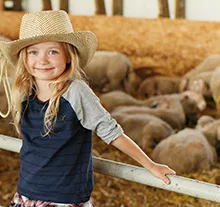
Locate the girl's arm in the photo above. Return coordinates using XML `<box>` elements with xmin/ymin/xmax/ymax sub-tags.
<box><xmin>111</xmin><ymin>133</ymin><xmax>176</xmax><ymax>184</ymax></box>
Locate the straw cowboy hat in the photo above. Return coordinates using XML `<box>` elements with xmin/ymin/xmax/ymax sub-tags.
<box><xmin>0</xmin><ymin>10</ymin><xmax>98</xmax><ymax>68</ymax></box>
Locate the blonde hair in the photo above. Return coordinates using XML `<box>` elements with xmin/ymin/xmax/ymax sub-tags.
<box><xmin>11</xmin><ymin>43</ymin><xmax>85</xmax><ymax>136</ymax></box>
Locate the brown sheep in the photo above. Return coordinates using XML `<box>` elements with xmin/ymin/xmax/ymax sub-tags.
<box><xmin>111</xmin><ymin>112</ymin><xmax>174</xmax><ymax>154</ymax></box>
<box><xmin>152</xmin><ymin>128</ymin><xmax>217</xmax><ymax>174</ymax></box>
<box><xmin>84</xmin><ymin>51</ymin><xmax>134</xmax><ymax>94</ymax></box>
<box><xmin>137</xmin><ymin>76</ymin><xmax>180</xmax><ymax>99</ymax></box>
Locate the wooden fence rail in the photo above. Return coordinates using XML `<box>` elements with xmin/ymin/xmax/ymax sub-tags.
<box><xmin>0</xmin><ymin>134</ymin><xmax>220</xmax><ymax>203</ymax></box>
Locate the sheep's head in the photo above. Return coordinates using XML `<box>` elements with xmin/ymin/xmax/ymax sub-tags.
<box><xmin>189</xmin><ymin>79</ymin><xmax>211</xmax><ymax>97</ymax></box>
<box><xmin>180</xmin><ymin>91</ymin><xmax>206</xmax><ymax>126</ymax></box>
<box><xmin>180</xmin><ymin>91</ymin><xmax>206</xmax><ymax>111</ymax></box>
<box><xmin>196</xmin><ymin>115</ymin><xmax>215</xmax><ymax>130</ymax></box>
<box><xmin>137</xmin><ymin>78</ymin><xmax>157</xmax><ymax>99</ymax></box>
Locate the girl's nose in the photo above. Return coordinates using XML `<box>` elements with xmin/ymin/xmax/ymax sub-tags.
<box><xmin>38</xmin><ymin>54</ymin><xmax>49</xmax><ymax>65</ymax></box>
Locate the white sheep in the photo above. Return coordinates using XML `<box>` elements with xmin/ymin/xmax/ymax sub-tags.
<box><xmin>84</xmin><ymin>51</ymin><xmax>134</xmax><ymax>93</ymax></box>
<box><xmin>152</xmin><ymin>128</ymin><xmax>217</xmax><ymax>174</ymax></box>
<box><xmin>111</xmin><ymin>112</ymin><xmax>174</xmax><ymax>154</ymax></box>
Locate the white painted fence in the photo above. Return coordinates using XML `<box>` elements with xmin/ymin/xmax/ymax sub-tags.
<box><xmin>0</xmin><ymin>133</ymin><xmax>220</xmax><ymax>203</ymax></box>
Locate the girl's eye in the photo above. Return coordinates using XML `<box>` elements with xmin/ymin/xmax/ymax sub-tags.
<box><xmin>27</xmin><ymin>50</ymin><xmax>38</xmax><ymax>55</ymax></box>
<box><xmin>49</xmin><ymin>50</ymin><xmax>58</xmax><ymax>55</ymax></box>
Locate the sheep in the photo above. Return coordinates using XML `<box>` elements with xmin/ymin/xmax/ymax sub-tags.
<box><xmin>100</xmin><ymin>90</ymin><xmax>206</xmax><ymax>116</ymax></box>
<box><xmin>196</xmin><ymin>115</ymin><xmax>220</xmax><ymax>155</ymax></box>
<box><xmin>100</xmin><ymin>90</ymin><xmax>206</xmax><ymax>128</ymax></box>
<box><xmin>111</xmin><ymin>112</ymin><xmax>174</xmax><ymax>154</ymax></box>
<box><xmin>180</xmin><ymin>54</ymin><xmax>220</xmax><ymax>98</ymax></box>
<box><xmin>145</xmin><ymin>91</ymin><xmax>206</xmax><ymax>127</ymax></box>
<box><xmin>195</xmin><ymin>115</ymin><xmax>215</xmax><ymax>130</ymax></box>
<box><xmin>99</xmin><ymin>90</ymin><xmax>146</xmax><ymax>112</ymax></box>
<box><xmin>180</xmin><ymin>71</ymin><xmax>213</xmax><ymax>98</ymax></box>
<box><xmin>183</xmin><ymin>54</ymin><xmax>220</xmax><ymax>78</ymax></box>
<box><xmin>210</xmin><ymin>66</ymin><xmax>220</xmax><ymax>111</ymax></box>
<box><xmin>84</xmin><ymin>51</ymin><xmax>134</xmax><ymax>94</ymax></box>
<box><xmin>111</xmin><ymin>105</ymin><xmax>183</xmax><ymax>130</ymax></box>
<box><xmin>152</xmin><ymin>128</ymin><xmax>217</xmax><ymax>174</ymax></box>
<box><xmin>137</xmin><ymin>76</ymin><xmax>180</xmax><ymax>99</ymax></box>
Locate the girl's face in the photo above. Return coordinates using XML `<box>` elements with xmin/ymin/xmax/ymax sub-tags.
<box><xmin>26</xmin><ymin>41</ymin><xmax>69</xmax><ymax>82</ymax></box>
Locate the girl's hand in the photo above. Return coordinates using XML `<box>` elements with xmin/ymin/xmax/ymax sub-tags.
<box><xmin>148</xmin><ymin>162</ymin><xmax>176</xmax><ymax>184</ymax></box>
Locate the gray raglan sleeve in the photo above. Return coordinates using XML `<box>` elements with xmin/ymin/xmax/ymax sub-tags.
<box><xmin>65</xmin><ymin>80</ymin><xmax>124</xmax><ymax>144</ymax></box>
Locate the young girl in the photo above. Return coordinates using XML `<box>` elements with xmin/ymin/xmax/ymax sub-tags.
<box><xmin>0</xmin><ymin>10</ymin><xmax>175</xmax><ymax>207</ymax></box>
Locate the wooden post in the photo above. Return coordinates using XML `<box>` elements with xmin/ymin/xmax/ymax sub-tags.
<box><xmin>175</xmin><ymin>0</ymin><xmax>185</xmax><ymax>18</ymax></box>
<box><xmin>94</xmin><ymin>0</ymin><xmax>106</xmax><ymax>15</ymax></box>
<box><xmin>112</xmin><ymin>0</ymin><xmax>123</xmax><ymax>15</ymax></box>
<box><xmin>157</xmin><ymin>0</ymin><xmax>170</xmax><ymax>18</ymax></box>
<box><xmin>60</xmin><ymin>0</ymin><xmax>68</xmax><ymax>12</ymax></box>
<box><xmin>13</xmin><ymin>0</ymin><xmax>22</xmax><ymax>11</ymax></box>
<box><xmin>0</xmin><ymin>0</ymin><xmax>4</xmax><ymax>11</ymax></box>
<box><xmin>42</xmin><ymin>0</ymin><xmax>52</xmax><ymax>10</ymax></box>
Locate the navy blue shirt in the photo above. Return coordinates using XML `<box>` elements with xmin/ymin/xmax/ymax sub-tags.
<box><xmin>17</xmin><ymin>80</ymin><xmax>123</xmax><ymax>204</ymax></box>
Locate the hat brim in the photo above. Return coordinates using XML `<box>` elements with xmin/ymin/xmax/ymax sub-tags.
<box><xmin>0</xmin><ymin>31</ymin><xmax>98</xmax><ymax>68</ymax></box>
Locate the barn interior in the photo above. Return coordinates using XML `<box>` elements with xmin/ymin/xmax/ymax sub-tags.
<box><xmin>0</xmin><ymin>0</ymin><xmax>220</xmax><ymax>206</ymax></box>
